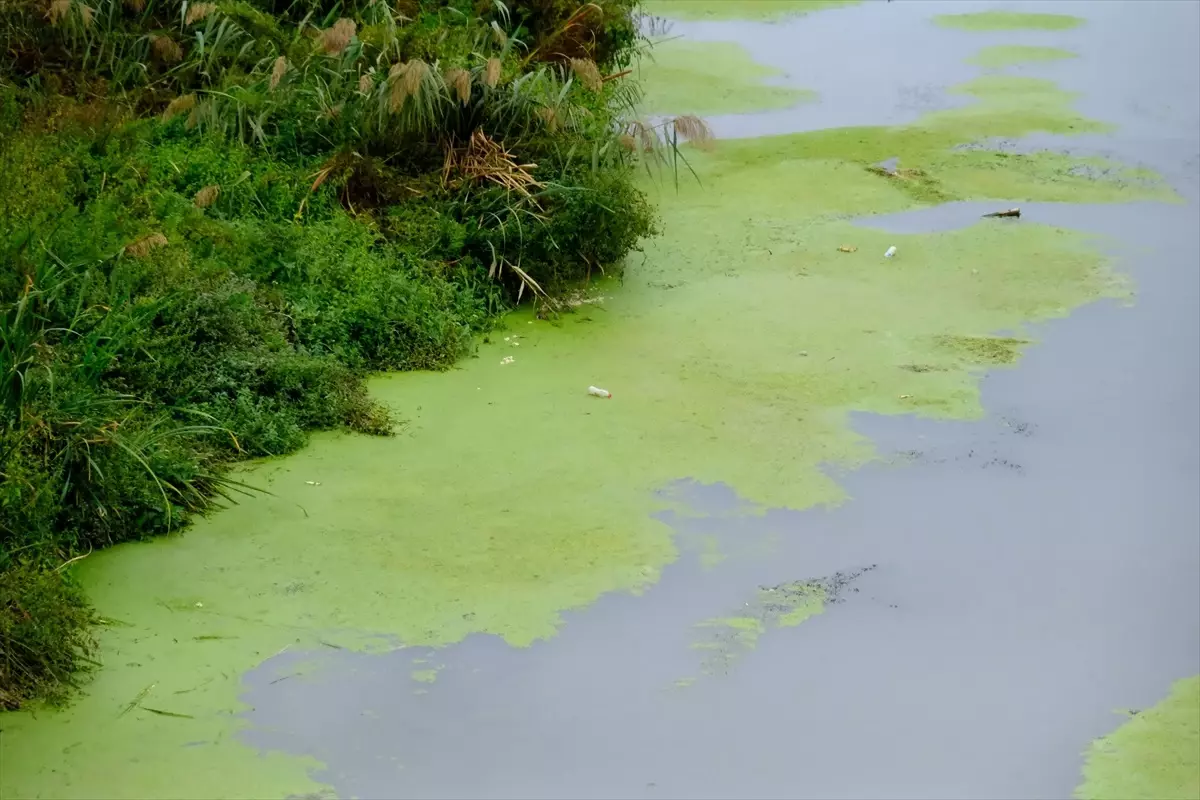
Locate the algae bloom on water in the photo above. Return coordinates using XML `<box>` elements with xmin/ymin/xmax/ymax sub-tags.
<box><xmin>935</xmin><ymin>11</ymin><xmax>1085</xmax><ymax>32</ymax></box>
<box><xmin>1075</xmin><ymin>675</ymin><xmax>1200</xmax><ymax>800</ymax></box>
<box><xmin>637</xmin><ymin>40</ymin><xmax>814</xmax><ymax>117</ymax></box>
<box><xmin>968</xmin><ymin>46</ymin><xmax>1078</xmax><ymax>69</ymax></box>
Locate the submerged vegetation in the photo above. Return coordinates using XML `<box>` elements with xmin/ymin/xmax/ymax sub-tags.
<box><xmin>0</xmin><ymin>0</ymin><xmax>721</xmax><ymax>709</ymax></box>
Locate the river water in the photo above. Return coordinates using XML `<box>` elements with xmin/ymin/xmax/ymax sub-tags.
<box><xmin>2</xmin><ymin>1</ymin><xmax>1197</xmax><ymax>798</ymax></box>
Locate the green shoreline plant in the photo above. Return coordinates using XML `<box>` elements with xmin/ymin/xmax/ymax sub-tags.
<box><xmin>0</xmin><ymin>0</ymin><xmax>709</xmax><ymax>709</ymax></box>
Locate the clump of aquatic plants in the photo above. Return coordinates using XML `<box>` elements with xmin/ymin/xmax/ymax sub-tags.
<box><xmin>0</xmin><ymin>0</ymin><xmax>702</xmax><ymax>709</ymax></box>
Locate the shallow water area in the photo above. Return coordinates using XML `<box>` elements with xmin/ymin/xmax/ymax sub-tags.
<box><xmin>2</xmin><ymin>1</ymin><xmax>1198</xmax><ymax>799</ymax></box>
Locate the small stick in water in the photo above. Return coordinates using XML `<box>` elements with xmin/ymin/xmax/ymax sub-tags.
<box><xmin>983</xmin><ymin>207</ymin><xmax>1021</xmax><ymax>218</ymax></box>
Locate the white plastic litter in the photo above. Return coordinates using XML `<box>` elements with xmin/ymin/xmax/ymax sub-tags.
<box><xmin>587</xmin><ymin>386</ymin><xmax>612</xmax><ymax>398</ymax></box>
<box><xmin>884</xmin><ymin>246</ymin><xmax>897</xmax><ymax>258</ymax></box>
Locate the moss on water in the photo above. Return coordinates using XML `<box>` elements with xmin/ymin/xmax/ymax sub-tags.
<box><xmin>643</xmin><ymin>0</ymin><xmax>858</xmax><ymax>22</ymax></box>
<box><xmin>637</xmin><ymin>40</ymin><xmax>814</xmax><ymax>116</ymax></box>
<box><xmin>935</xmin><ymin>12</ymin><xmax>1085</xmax><ymax>32</ymax></box>
<box><xmin>1076</xmin><ymin>675</ymin><xmax>1200</xmax><ymax>800</ymax></box>
<box><xmin>0</xmin><ymin>33</ymin><xmax>1183</xmax><ymax>800</ymax></box>
<box><xmin>687</xmin><ymin>582</ymin><xmax>826</xmax><ymax>680</ymax></box>
<box><xmin>969</xmin><ymin>45</ymin><xmax>1078</xmax><ymax>68</ymax></box>
<box><xmin>410</xmin><ymin>668</ymin><xmax>441</xmax><ymax>684</ymax></box>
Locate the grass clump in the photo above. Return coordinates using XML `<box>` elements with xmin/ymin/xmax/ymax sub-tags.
<box><xmin>0</xmin><ymin>0</ymin><xmax>682</xmax><ymax>709</ymax></box>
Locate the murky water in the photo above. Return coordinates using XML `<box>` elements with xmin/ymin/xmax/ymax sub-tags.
<box><xmin>3</xmin><ymin>1</ymin><xmax>1197</xmax><ymax>798</ymax></box>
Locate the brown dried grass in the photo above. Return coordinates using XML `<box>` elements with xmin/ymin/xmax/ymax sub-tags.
<box><xmin>184</xmin><ymin>2</ymin><xmax>216</xmax><ymax>24</ymax></box>
<box><xmin>672</xmin><ymin>114</ymin><xmax>714</xmax><ymax>149</ymax></box>
<box><xmin>269</xmin><ymin>56</ymin><xmax>288</xmax><ymax>90</ymax></box>
<box><xmin>151</xmin><ymin>35</ymin><xmax>184</xmax><ymax>63</ymax></box>
<box><xmin>388</xmin><ymin>60</ymin><xmax>428</xmax><ymax>112</ymax></box>
<box><xmin>161</xmin><ymin>93</ymin><xmax>196</xmax><ymax>121</ymax></box>
<box><xmin>358</xmin><ymin>73</ymin><xmax>374</xmax><ymax>94</ymax></box>
<box><xmin>320</xmin><ymin>18</ymin><xmax>356</xmax><ymax>55</ymax></box>
<box><xmin>46</xmin><ymin>0</ymin><xmax>69</xmax><ymax>24</ymax></box>
<box><xmin>193</xmin><ymin>184</ymin><xmax>220</xmax><ymax>208</ymax></box>
<box><xmin>78</xmin><ymin>3</ymin><xmax>93</xmax><ymax>27</ymax></box>
<box><xmin>123</xmin><ymin>233</ymin><xmax>168</xmax><ymax>258</ymax></box>
<box><xmin>537</xmin><ymin>105</ymin><xmax>559</xmax><ymax>132</ymax></box>
<box><xmin>484</xmin><ymin>57</ymin><xmax>501</xmax><ymax>88</ymax></box>
<box><xmin>123</xmin><ymin>0</ymin><xmax>144</xmax><ymax>12</ymax></box>
<box><xmin>569</xmin><ymin>58</ymin><xmax>602</xmax><ymax>92</ymax></box>
<box><xmin>445</xmin><ymin>68</ymin><xmax>471</xmax><ymax>105</ymax></box>
<box><xmin>442</xmin><ymin>130</ymin><xmax>541</xmax><ymax>199</ymax></box>
<box><xmin>626</xmin><ymin>120</ymin><xmax>655</xmax><ymax>152</ymax></box>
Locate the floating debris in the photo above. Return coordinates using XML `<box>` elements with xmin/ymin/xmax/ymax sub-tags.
<box><xmin>500</xmin><ymin>356</ymin><xmax>514</xmax><ymax>365</ymax></box>
<box><xmin>983</xmin><ymin>207</ymin><xmax>1021</xmax><ymax>218</ymax></box>
<box><xmin>837</xmin><ymin>245</ymin><xmax>858</xmax><ymax>253</ymax></box>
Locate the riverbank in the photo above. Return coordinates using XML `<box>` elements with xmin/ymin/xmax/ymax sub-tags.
<box><xmin>0</xmin><ymin>0</ymin><xmax>664</xmax><ymax>709</ymax></box>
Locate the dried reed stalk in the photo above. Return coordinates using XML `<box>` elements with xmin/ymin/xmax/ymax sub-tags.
<box><xmin>269</xmin><ymin>56</ymin><xmax>288</xmax><ymax>90</ymax></box>
<box><xmin>537</xmin><ymin>106</ymin><xmax>559</xmax><ymax>132</ymax></box>
<box><xmin>442</xmin><ymin>130</ymin><xmax>541</xmax><ymax>200</ymax></box>
<box><xmin>47</xmin><ymin>0</ymin><xmax>70</xmax><ymax>24</ymax></box>
<box><xmin>444</xmin><ymin>68</ymin><xmax>471</xmax><ymax>105</ymax></box>
<box><xmin>569</xmin><ymin>58</ymin><xmax>602</xmax><ymax>92</ymax></box>
<box><xmin>320</xmin><ymin>18</ymin><xmax>356</xmax><ymax>55</ymax></box>
<box><xmin>484</xmin><ymin>57</ymin><xmax>501</xmax><ymax>88</ymax></box>
<box><xmin>161</xmin><ymin>93</ymin><xmax>196</xmax><ymax>121</ymax></box>
<box><xmin>672</xmin><ymin>114</ymin><xmax>713</xmax><ymax>148</ymax></box>
<box><xmin>388</xmin><ymin>60</ymin><xmax>428</xmax><ymax>112</ymax></box>
<box><xmin>124</xmin><ymin>233</ymin><xmax>168</xmax><ymax>258</ymax></box>
<box><xmin>193</xmin><ymin>185</ymin><xmax>220</xmax><ymax>208</ymax></box>
<box><xmin>151</xmin><ymin>35</ymin><xmax>184</xmax><ymax>63</ymax></box>
<box><xmin>185</xmin><ymin>2</ymin><xmax>216</xmax><ymax>24</ymax></box>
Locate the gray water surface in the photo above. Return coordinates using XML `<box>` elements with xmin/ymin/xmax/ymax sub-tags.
<box><xmin>241</xmin><ymin>2</ymin><xmax>1200</xmax><ymax>797</ymax></box>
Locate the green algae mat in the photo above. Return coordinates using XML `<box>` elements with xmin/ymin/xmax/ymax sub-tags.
<box><xmin>1</xmin><ymin>13</ymin><xmax>1193</xmax><ymax>800</ymax></box>
<box><xmin>969</xmin><ymin>45</ymin><xmax>1078</xmax><ymax>69</ymax></box>
<box><xmin>935</xmin><ymin>11</ymin><xmax>1085</xmax><ymax>31</ymax></box>
<box><xmin>1076</xmin><ymin>676</ymin><xmax>1200</xmax><ymax>800</ymax></box>
<box><xmin>637</xmin><ymin>39</ymin><xmax>814</xmax><ymax>116</ymax></box>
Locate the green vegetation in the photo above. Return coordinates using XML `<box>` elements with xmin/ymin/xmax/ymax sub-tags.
<box><xmin>969</xmin><ymin>45</ymin><xmax>1078</xmax><ymax>68</ymax></box>
<box><xmin>637</xmin><ymin>39</ymin><xmax>814</xmax><ymax>116</ymax></box>
<box><xmin>0</xmin><ymin>0</ymin><xmax>693</xmax><ymax>710</ymax></box>
<box><xmin>935</xmin><ymin>11</ymin><xmax>1085</xmax><ymax>32</ymax></box>
<box><xmin>1077</xmin><ymin>675</ymin><xmax>1200</xmax><ymax>800</ymax></box>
